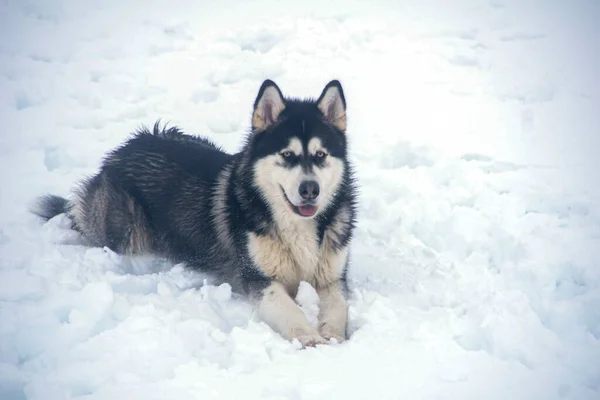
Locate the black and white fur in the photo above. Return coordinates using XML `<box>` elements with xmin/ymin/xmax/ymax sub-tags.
<box><xmin>33</xmin><ymin>80</ymin><xmax>358</xmax><ymax>347</ymax></box>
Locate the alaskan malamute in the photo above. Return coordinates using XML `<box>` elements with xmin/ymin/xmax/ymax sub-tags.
<box><xmin>34</xmin><ymin>80</ymin><xmax>358</xmax><ymax>347</ymax></box>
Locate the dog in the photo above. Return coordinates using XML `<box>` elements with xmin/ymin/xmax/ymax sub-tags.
<box><xmin>33</xmin><ymin>79</ymin><xmax>358</xmax><ymax>347</ymax></box>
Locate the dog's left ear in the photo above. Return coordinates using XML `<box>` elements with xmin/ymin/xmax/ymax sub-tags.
<box><xmin>252</xmin><ymin>79</ymin><xmax>286</xmax><ymax>132</ymax></box>
<box><xmin>317</xmin><ymin>80</ymin><xmax>347</xmax><ymax>132</ymax></box>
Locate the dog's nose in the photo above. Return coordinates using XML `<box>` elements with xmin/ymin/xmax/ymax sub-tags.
<box><xmin>298</xmin><ymin>180</ymin><xmax>320</xmax><ymax>200</ymax></box>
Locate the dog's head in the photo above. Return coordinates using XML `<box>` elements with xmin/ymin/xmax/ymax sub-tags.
<box><xmin>249</xmin><ymin>79</ymin><xmax>348</xmax><ymax>219</ymax></box>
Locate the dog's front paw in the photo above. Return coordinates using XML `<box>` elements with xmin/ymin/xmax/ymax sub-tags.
<box><xmin>293</xmin><ymin>333</ymin><xmax>327</xmax><ymax>348</ymax></box>
<box><xmin>319</xmin><ymin>324</ymin><xmax>346</xmax><ymax>344</ymax></box>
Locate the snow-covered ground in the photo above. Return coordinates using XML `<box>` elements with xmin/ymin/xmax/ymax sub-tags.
<box><xmin>1</xmin><ymin>0</ymin><xmax>599</xmax><ymax>398</ymax></box>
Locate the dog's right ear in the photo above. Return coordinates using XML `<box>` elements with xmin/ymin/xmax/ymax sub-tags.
<box><xmin>252</xmin><ymin>80</ymin><xmax>286</xmax><ymax>132</ymax></box>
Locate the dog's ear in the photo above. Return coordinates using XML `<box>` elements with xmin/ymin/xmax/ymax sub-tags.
<box><xmin>252</xmin><ymin>80</ymin><xmax>286</xmax><ymax>132</ymax></box>
<box><xmin>317</xmin><ymin>80</ymin><xmax>347</xmax><ymax>132</ymax></box>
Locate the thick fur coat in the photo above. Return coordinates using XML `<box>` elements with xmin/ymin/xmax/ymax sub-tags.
<box><xmin>34</xmin><ymin>80</ymin><xmax>358</xmax><ymax>347</ymax></box>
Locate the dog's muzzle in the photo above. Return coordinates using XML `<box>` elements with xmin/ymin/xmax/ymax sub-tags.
<box><xmin>280</xmin><ymin>184</ymin><xmax>319</xmax><ymax>217</ymax></box>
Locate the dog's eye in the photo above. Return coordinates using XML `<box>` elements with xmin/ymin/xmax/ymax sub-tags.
<box><xmin>315</xmin><ymin>150</ymin><xmax>327</xmax><ymax>158</ymax></box>
<box><xmin>281</xmin><ymin>151</ymin><xmax>293</xmax><ymax>158</ymax></box>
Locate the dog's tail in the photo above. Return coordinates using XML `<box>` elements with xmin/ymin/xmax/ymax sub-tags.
<box><xmin>31</xmin><ymin>194</ymin><xmax>71</xmax><ymax>221</ymax></box>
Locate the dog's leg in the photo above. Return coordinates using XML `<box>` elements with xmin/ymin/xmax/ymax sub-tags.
<box><xmin>316</xmin><ymin>280</ymin><xmax>348</xmax><ymax>342</ymax></box>
<box><xmin>254</xmin><ymin>281</ymin><xmax>326</xmax><ymax>347</ymax></box>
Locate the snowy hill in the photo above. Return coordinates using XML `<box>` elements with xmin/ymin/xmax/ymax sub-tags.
<box><xmin>1</xmin><ymin>0</ymin><xmax>599</xmax><ymax>399</ymax></box>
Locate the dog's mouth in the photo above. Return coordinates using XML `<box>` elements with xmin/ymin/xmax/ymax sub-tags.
<box><xmin>280</xmin><ymin>186</ymin><xmax>318</xmax><ymax>217</ymax></box>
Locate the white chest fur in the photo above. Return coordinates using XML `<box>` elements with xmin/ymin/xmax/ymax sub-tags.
<box><xmin>247</xmin><ymin>214</ymin><xmax>348</xmax><ymax>293</ymax></box>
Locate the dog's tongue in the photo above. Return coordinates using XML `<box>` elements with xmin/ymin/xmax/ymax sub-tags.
<box><xmin>298</xmin><ymin>205</ymin><xmax>317</xmax><ymax>217</ymax></box>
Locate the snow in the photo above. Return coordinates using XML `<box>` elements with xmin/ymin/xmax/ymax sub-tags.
<box><xmin>1</xmin><ymin>0</ymin><xmax>599</xmax><ymax>398</ymax></box>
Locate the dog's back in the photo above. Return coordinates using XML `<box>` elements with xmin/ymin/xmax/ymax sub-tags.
<box><xmin>35</xmin><ymin>122</ymin><xmax>233</xmax><ymax>259</ymax></box>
